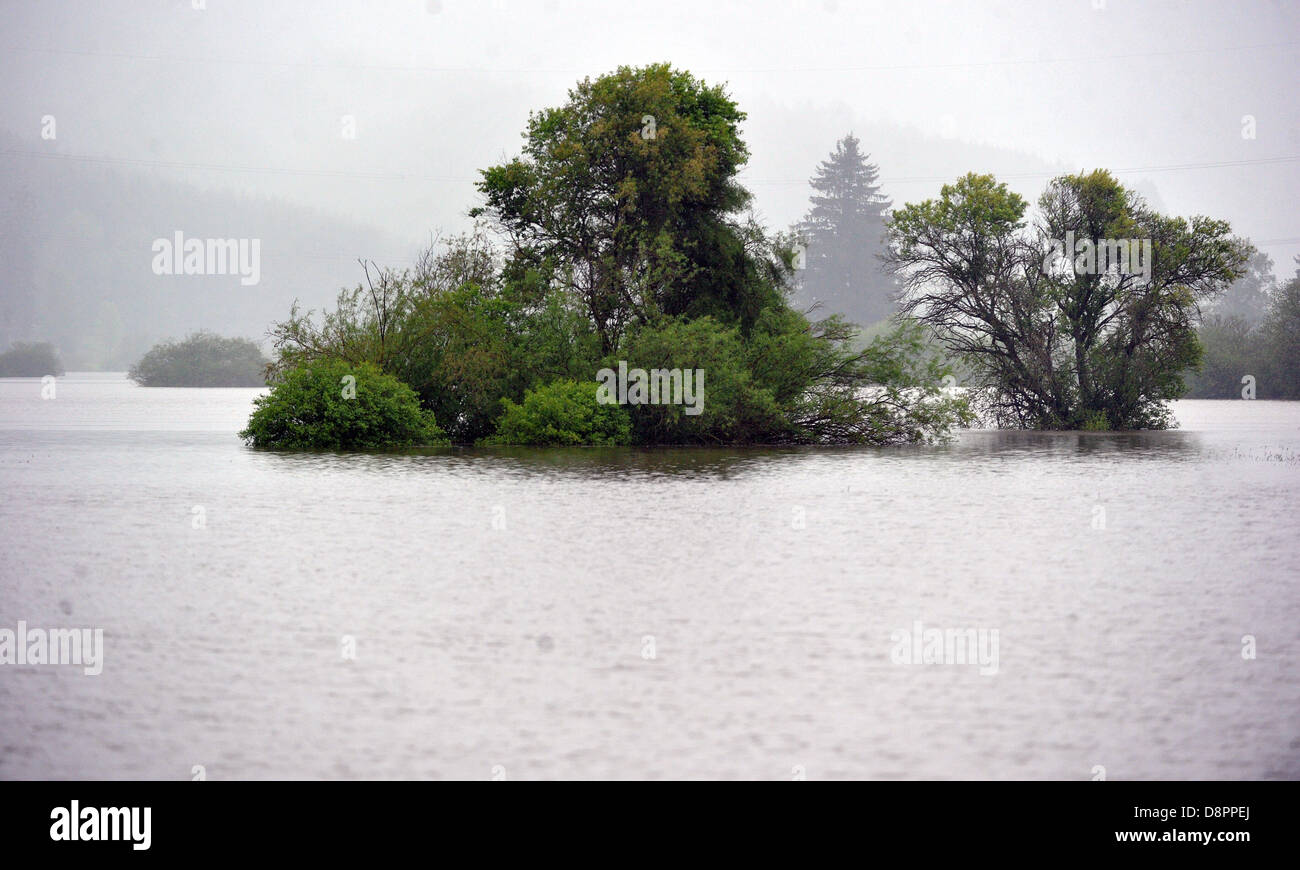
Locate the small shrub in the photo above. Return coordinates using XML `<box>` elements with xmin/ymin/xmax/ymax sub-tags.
<box><xmin>0</xmin><ymin>342</ymin><xmax>64</xmax><ymax>377</ymax></box>
<box><xmin>1078</xmin><ymin>410</ymin><xmax>1111</xmax><ymax>431</ymax></box>
<box><xmin>240</xmin><ymin>360</ymin><xmax>446</xmax><ymax>449</ymax></box>
<box><xmin>486</xmin><ymin>378</ymin><xmax>632</xmax><ymax>446</ymax></box>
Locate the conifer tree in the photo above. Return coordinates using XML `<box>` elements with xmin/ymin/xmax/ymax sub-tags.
<box><xmin>794</xmin><ymin>134</ymin><xmax>895</xmax><ymax>327</ymax></box>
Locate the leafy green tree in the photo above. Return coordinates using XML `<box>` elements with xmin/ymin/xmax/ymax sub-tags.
<box><xmin>0</xmin><ymin>341</ymin><xmax>64</xmax><ymax>377</ymax></box>
<box><xmin>472</xmin><ymin>63</ymin><xmax>779</xmax><ymax>352</ymax></box>
<box><xmin>240</xmin><ymin>360</ymin><xmax>445</xmax><ymax>449</ymax></box>
<box><xmin>129</xmin><ymin>331</ymin><xmax>267</xmax><ymax>386</ymax></box>
<box><xmin>793</xmin><ymin>133</ymin><xmax>895</xmax><ymax>327</ymax></box>
<box><xmin>888</xmin><ymin>171</ymin><xmax>1252</xmax><ymax>429</ymax></box>
<box><xmin>487</xmin><ymin>379</ymin><xmax>631</xmax><ymax>446</ymax></box>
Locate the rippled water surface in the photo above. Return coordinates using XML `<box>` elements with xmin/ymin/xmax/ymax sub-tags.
<box><xmin>1</xmin><ymin>373</ymin><xmax>1298</xmax><ymax>779</ymax></box>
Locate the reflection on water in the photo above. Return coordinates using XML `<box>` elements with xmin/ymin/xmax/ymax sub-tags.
<box><xmin>1</xmin><ymin>375</ymin><xmax>1298</xmax><ymax>780</ymax></box>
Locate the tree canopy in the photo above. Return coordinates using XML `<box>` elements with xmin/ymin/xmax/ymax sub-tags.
<box><xmin>250</xmin><ymin>64</ymin><xmax>981</xmax><ymax>448</ymax></box>
<box><xmin>471</xmin><ymin>63</ymin><xmax>781</xmax><ymax>352</ymax></box>
<box><xmin>888</xmin><ymin>170</ymin><xmax>1252</xmax><ymax>429</ymax></box>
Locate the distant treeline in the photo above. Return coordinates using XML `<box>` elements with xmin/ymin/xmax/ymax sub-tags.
<box><xmin>0</xmin><ymin>129</ymin><xmax>401</xmax><ymax>370</ymax></box>
<box><xmin>1185</xmin><ymin>253</ymin><xmax>1300</xmax><ymax>399</ymax></box>
<box><xmin>128</xmin><ymin>332</ymin><xmax>267</xmax><ymax>387</ymax></box>
<box><xmin>0</xmin><ymin>341</ymin><xmax>64</xmax><ymax>377</ymax></box>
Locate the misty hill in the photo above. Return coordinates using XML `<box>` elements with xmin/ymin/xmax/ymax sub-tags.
<box><xmin>0</xmin><ymin>132</ymin><xmax>409</xmax><ymax>370</ymax></box>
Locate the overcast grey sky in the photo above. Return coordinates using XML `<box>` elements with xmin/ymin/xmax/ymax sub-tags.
<box><xmin>2</xmin><ymin>0</ymin><xmax>1298</xmax><ymax>267</ymax></box>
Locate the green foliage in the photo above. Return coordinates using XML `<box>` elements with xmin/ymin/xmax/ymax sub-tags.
<box><xmin>618</xmin><ymin>315</ymin><xmax>785</xmax><ymax>444</ymax></box>
<box><xmin>0</xmin><ymin>341</ymin><xmax>64</xmax><ymax>377</ymax></box>
<box><xmin>240</xmin><ymin>360</ymin><xmax>445</xmax><ymax>450</ymax></box>
<box><xmin>269</xmin><ymin>232</ymin><xmax>514</xmax><ymax>443</ymax></box>
<box><xmin>129</xmin><ymin>331</ymin><xmax>267</xmax><ymax>387</ymax></box>
<box><xmin>616</xmin><ymin>312</ymin><xmax>973</xmax><ymax>445</ymax></box>
<box><xmin>255</xmin><ymin>67</ymin><xmax>978</xmax><ymax>448</ymax></box>
<box><xmin>487</xmin><ymin>379</ymin><xmax>631</xmax><ymax>446</ymax></box>
<box><xmin>472</xmin><ymin>62</ymin><xmax>780</xmax><ymax>351</ymax></box>
<box><xmin>1079</xmin><ymin>410</ymin><xmax>1111</xmax><ymax>431</ymax></box>
<box><xmin>888</xmin><ymin>169</ymin><xmax>1253</xmax><ymax>429</ymax></box>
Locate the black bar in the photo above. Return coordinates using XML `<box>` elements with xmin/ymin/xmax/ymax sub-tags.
<box><xmin>0</xmin><ymin>782</ymin><xmax>1284</xmax><ymax>857</ymax></box>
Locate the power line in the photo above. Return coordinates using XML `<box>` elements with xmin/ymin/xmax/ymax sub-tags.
<box><xmin>6</xmin><ymin>147</ymin><xmax>1299</xmax><ymax>186</ymax></box>
<box><xmin>0</xmin><ymin>148</ymin><xmax>468</xmax><ymax>182</ymax></box>
<box><xmin>6</xmin><ymin>39</ymin><xmax>1297</xmax><ymax>75</ymax></box>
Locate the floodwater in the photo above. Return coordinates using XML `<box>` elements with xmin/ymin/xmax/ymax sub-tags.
<box><xmin>1</xmin><ymin>373</ymin><xmax>1297</xmax><ymax>779</ymax></box>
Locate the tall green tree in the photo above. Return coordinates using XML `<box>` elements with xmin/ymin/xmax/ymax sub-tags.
<box><xmin>794</xmin><ymin>133</ymin><xmax>895</xmax><ymax>327</ymax></box>
<box><xmin>888</xmin><ymin>171</ymin><xmax>1252</xmax><ymax>429</ymax></box>
<box><xmin>471</xmin><ymin>63</ymin><xmax>780</xmax><ymax>352</ymax></box>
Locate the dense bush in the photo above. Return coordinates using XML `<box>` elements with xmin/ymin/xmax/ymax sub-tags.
<box><xmin>0</xmin><ymin>342</ymin><xmax>64</xmax><ymax>377</ymax></box>
<box><xmin>240</xmin><ymin>360</ymin><xmax>446</xmax><ymax>449</ymax></box>
<box><xmin>130</xmin><ymin>331</ymin><xmax>267</xmax><ymax>387</ymax></box>
<box><xmin>616</xmin><ymin>316</ymin><xmax>785</xmax><ymax>444</ymax></box>
<box><xmin>487</xmin><ymin>379</ymin><xmax>631</xmax><ymax>446</ymax></box>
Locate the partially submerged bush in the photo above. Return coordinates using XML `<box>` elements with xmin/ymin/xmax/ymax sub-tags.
<box><xmin>130</xmin><ymin>331</ymin><xmax>267</xmax><ymax>387</ymax></box>
<box><xmin>240</xmin><ymin>360</ymin><xmax>446</xmax><ymax>449</ymax></box>
<box><xmin>487</xmin><ymin>378</ymin><xmax>632</xmax><ymax>446</ymax></box>
<box><xmin>0</xmin><ymin>342</ymin><xmax>64</xmax><ymax>377</ymax></box>
<box><xmin>617</xmin><ymin>315</ymin><xmax>786</xmax><ymax>445</ymax></box>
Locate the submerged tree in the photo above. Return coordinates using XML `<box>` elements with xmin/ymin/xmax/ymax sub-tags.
<box><xmin>888</xmin><ymin>171</ymin><xmax>1252</xmax><ymax>429</ymax></box>
<box><xmin>793</xmin><ymin>133</ymin><xmax>895</xmax><ymax>327</ymax></box>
